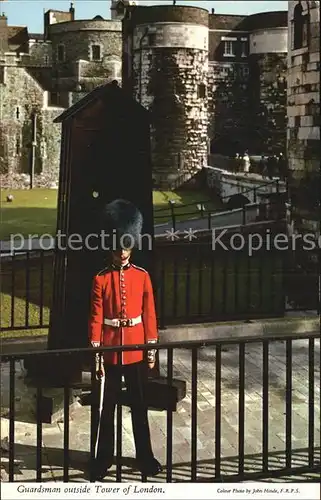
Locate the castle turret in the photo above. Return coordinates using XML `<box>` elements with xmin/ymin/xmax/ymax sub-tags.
<box><xmin>247</xmin><ymin>11</ymin><xmax>288</xmax><ymax>155</ymax></box>
<box><xmin>111</xmin><ymin>0</ymin><xmax>138</xmax><ymax>21</ymax></box>
<box><xmin>123</xmin><ymin>5</ymin><xmax>209</xmax><ymax>188</ymax></box>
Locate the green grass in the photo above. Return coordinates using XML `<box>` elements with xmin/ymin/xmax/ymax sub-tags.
<box><xmin>153</xmin><ymin>190</ymin><xmax>223</xmax><ymax>224</ymax></box>
<box><xmin>0</xmin><ymin>250</ymin><xmax>284</xmax><ymax>338</ymax></box>
<box><xmin>0</xmin><ymin>188</ymin><xmax>222</xmax><ymax>240</ymax></box>
<box><xmin>1</xmin><ymin>189</ymin><xmax>58</xmax><ymax>240</ymax></box>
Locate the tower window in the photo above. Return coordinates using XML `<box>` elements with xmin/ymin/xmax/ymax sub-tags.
<box><xmin>16</xmin><ymin>106</ymin><xmax>20</xmax><ymax>119</ymax></box>
<box><xmin>197</xmin><ymin>83</ymin><xmax>206</xmax><ymax>99</ymax></box>
<box><xmin>57</xmin><ymin>44</ymin><xmax>65</xmax><ymax>62</ymax></box>
<box><xmin>15</xmin><ymin>136</ymin><xmax>21</xmax><ymax>156</ymax></box>
<box><xmin>148</xmin><ymin>33</ymin><xmax>156</xmax><ymax>46</ymax></box>
<box><xmin>91</xmin><ymin>44</ymin><xmax>101</xmax><ymax>61</ymax></box>
<box><xmin>292</xmin><ymin>1</ymin><xmax>309</xmax><ymax>49</ymax></box>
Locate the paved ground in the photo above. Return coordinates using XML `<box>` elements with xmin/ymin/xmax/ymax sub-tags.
<box><xmin>1</xmin><ymin>337</ymin><xmax>320</xmax><ymax>483</ymax></box>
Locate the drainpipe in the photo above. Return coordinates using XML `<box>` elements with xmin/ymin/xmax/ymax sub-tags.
<box><xmin>139</xmin><ymin>27</ymin><xmax>149</xmax><ymax>104</ymax></box>
<box><xmin>29</xmin><ymin>112</ymin><xmax>37</xmax><ymax>189</ymax></box>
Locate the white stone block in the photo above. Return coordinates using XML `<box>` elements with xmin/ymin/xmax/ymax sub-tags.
<box><xmin>300</xmin><ymin>115</ymin><xmax>314</xmax><ymax>127</ymax></box>
<box><xmin>298</xmin><ymin>126</ymin><xmax>320</xmax><ymax>140</ymax></box>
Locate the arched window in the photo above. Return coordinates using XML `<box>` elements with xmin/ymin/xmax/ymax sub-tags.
<box><xmin>292</xmin><ymin>1</ymin><xmax>309</xmax><ymax>50</ymax></box>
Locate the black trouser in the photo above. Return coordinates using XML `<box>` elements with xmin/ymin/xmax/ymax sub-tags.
<box><xmin>95</xmin><ymin>361</ymin><xmax>154</xmax><ymax>466</ymax></box>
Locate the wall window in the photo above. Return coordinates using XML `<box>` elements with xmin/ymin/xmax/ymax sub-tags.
<box><xmin>197</xmin><ymin>83</ymin><xmax>206</xmax><ymax>98</ymax></box>
<box><xmin>292</xmin><ymin>1</ymin><xmax>309</xmax><ymax>49</ymax></box>
<box><xmin>241</xmin><ymin>41</ymin><xmax>247</xmax><ymax>57</ymax></box>
<box><xmin>49</xmin><ymin>92</ymin><xmax>61</xmax><ymax>106</ymax></box>
<box><xmin>148</xmin><ymin>33</ymin><xmax>156</xmax><ymax>46</ymax></box>
<box><xmin>44</xmin><ymin>55</ymin><xmax>49</xmax><ymax>65</ymax></box>
<box><xmin>91</xmin><ymin>44</ymin><xmax>101</xmax><ymax>61</ymax></box>
<box><xmin>15</xmin><ymin>136</ymin><xmax>21</xmax><ymax>156</ymax></box>
<box><xmin>0</xmin><ymin>66</ymin><xmax>5</xmax><ymax>84</ymax></box>
<box><xmin>57</xmin><ymin>44</ymin><xmax>65</xmax><ymax>62</ymax></box>
<box><xmin>223</xmin><ymin>40</ymin><xmax>236</xmax><ymax>57</ymax></box>
<box><xmin>15</xmin><ymin>106</ymin><xmax>20</xmax><ymax>120</ymax></box>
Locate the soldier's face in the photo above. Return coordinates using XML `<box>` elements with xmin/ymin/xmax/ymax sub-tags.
<box><xmin>112</xmin><ymin>248</ymin><xmax>132</xmax><ymax>265</ymax></box>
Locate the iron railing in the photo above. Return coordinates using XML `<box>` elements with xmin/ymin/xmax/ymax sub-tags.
<box><xmin>1</xmin><ymin>243</ymin><xmax>287</xmax><ymax>332</ymax></box>
<box><xmin>1</xmin><ymin>331</ymin><xmax>320</xmax><ymax>482</ymax></box>
<box><xmin>153</xmin><ymin>178</ymin><xmax>283</xmax><ymax>224</ymax></box>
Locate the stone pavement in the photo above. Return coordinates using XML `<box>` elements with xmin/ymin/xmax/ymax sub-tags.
<box><xmin>1</xmin><ymin>337</ymin><xmax>320</xmax><ymax>483</ymax></box>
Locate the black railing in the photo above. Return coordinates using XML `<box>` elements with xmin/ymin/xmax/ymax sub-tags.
<box><xmin>154</xmin><ymin>178</ymin><xmax>283</xmax><ymax>225</ymax></box>
<box><xmin>1</xmin><ymin>243</ymin><xmax>287</xmax><ymax>333</ymax></box>
<box><xmin>1</xmin><ymin>331</ymin><xmax>320</xmax><ymax>482</ymax></box>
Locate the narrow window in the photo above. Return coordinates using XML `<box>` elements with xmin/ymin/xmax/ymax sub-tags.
<box><xmin>15</xmin><ymin>136</ymin><xmax>21</xmax><ymax>156</ymax></box>
<box><xmin>197</xmin><ymin>83</ymin><xmax>206</xmax><ymax>98</ymax></box>
<box><xmin>241</xmin><ymin>41</ymin><xmax>247</xmax><ymax>57</ymax></box>
<box><xmin>148</xmin><ymin>33</ymin><xmax>156</xmax><ymax>46</ymax></box>
<box><xmin>91</xmin><ymin>44</ymin><xmax>101</xmax><ymax>61</ymax></box>
<box><xmin>293</xmin><ymin>2</ymin><xmax>304</xmax><ymax>49</ymax></box>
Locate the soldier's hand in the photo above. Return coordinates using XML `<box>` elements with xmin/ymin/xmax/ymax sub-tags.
<box><xmin>96</xmin><ymin>364</ymin><xmax>105</xmax><ymax>380</ymax></box>
<box><xmin>95</xmin><ymin>354</ymin><xmax>105</xmax><ymax>380</ymax></box>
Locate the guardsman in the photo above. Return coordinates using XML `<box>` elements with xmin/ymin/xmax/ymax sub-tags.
<box><xmin>89</xmin><ymin>199</ymin><xmax>162</xmax><ymax>480</ymax></box>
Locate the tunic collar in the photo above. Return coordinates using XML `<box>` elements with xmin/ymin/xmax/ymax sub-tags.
<box><xmin>111</xmin><ymin>262</ymin><xmax>131</xmax><ymax>271</ymax></box>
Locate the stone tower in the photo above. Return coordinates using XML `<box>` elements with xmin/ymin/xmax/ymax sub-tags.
<box><xmin>287</xmin><ymin>0</ymin><xmax>320</xmax><ymax>233</ymax></box>
<box><xmin>247</xmin><ymin>12</ymin><xmax>288</xmax><ymax>155</ymax></box>
<box><xmin>122</xmin><ymin>5</ymin><xmax>209</xmax><ymax>188</ymax></box>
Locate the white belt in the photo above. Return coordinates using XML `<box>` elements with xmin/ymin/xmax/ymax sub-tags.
<box><xmin>103</xmin><ymin>315</ymin><xmax>142</xmax><ymax>328</ymax></box>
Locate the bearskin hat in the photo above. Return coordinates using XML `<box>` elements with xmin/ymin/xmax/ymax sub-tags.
<box><xmin>103</xmin><ymin>199</ymin><xmax>143</xmax><ymax>250</ymax></box>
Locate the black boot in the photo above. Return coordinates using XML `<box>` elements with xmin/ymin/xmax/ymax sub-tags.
<box><xmin>137</xmin><ymin>457</ymin><xmax>163</xmax><ymax>477</ymax></box>
<box><xmin>92</xmin><ymin>458</ymin><xmax>113</xmax><ymax>481</ymax></box>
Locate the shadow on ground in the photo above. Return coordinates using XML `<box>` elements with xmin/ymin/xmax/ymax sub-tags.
<box><xmin>1</xmin><ymin>444</ymin><xmax>320</xmax><ymax>483</ymax></box>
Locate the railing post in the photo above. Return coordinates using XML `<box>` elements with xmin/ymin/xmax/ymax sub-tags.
<box><xmin>253</xmin><ymin>188</ymin><xmax>257</xmax><ymax>203</ymax></box>
<box><xmin>208</xmin><ymin>212</ymin><xmax>212</xmax><ymax>230</ymax></box>
<box><xmin>169</xmin><ymin>200</ymin><xmax>176</xmax><ymax>231</ymax></box>
<box><xmin>242</xmin><ymin>205</ymin><xmax>246</xmax><ymax>225</ymax></box>
<box><xmin>276</xmin><ymin>179</ymin><xmax>279</xmax><ymax>194</ymax></box>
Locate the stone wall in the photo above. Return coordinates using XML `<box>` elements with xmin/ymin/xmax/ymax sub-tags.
<box><xmin>137</xmin><ymin>48</ymin><xmax>208</xmax><ymax>187</ymax></box>
<box><xmin>0</xmin><ymin>65</ymin><xmax>63</xmax><ymax>187</ymax></box>
<box><xmin>27</xmin><ymin>40</ymin><xmax>52</xmax><ymax>66</ymax></box>
<box><xmin>49</xmin><ymin>20</ymin><xmax>122</xmax><ymax>63</ymax></box>
<box><xmin>248</xmin><ymin>53</ymin><xmax>287</xmax><ymax>155</ymax></box>
<box><xmin>208</xmin><ymin>62</ymin><xmax>250</xmax><ymax>155</ymax></box>
<box><xmin>287</xmin><ymin>0</ymin><xmax>320</xmax><ymax>230</ymax></box>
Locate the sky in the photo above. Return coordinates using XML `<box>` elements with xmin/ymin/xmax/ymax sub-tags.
<box><xmin>2</xmin><ymin>0</ymin><xmax>288</xmax><ymax>32</ymax></box>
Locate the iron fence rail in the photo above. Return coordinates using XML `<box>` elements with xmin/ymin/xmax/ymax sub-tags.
<box><xmin>1</xmin><ymin>245</ymin><xmax>287</xmax><ymax>332</ymax></box>
<box><xmin>153</xmin><ymin>178</ymin><xmax>283</xmax><ymax>224</ymax></box>
<box><xmin>1</xmin><ymin>331</ymin><xmax>320</xmax><ymax>483</ymax></box>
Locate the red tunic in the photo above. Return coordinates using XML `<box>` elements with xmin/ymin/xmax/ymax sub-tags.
<box><xmin>89</xmin><ymin>263</ymin><xmax>158</xmax><ymax>365</ymax></box>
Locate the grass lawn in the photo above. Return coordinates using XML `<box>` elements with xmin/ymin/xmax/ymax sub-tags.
<box><xmin>0</xmin><ymin>188</ymin><xmax>222</xmax><ymax>240</ymax></box>
<box><xmin>0</xmin><ymin>250</ymin><xmax>284</xmax><ymax>338</ymax></box>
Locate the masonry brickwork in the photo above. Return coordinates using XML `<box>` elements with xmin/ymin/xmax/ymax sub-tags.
<box><xmin>1</xmin><ymin>1</ymin><xmax>289</xmax><ymax>189</ymax></box>
<box><xmin>287</xmin><ymin>0</ymin><xmax>320</xmax><ymax>233</ymax></box>
<box><xmin>123</xmin><ymin>6</ymin><xmax>209</xmax><ymax>187</ymax></box>
<box><xmin>0</xmin><ymin>54</ymin><xmax>63</xmax><ymax>188</ymax></box>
